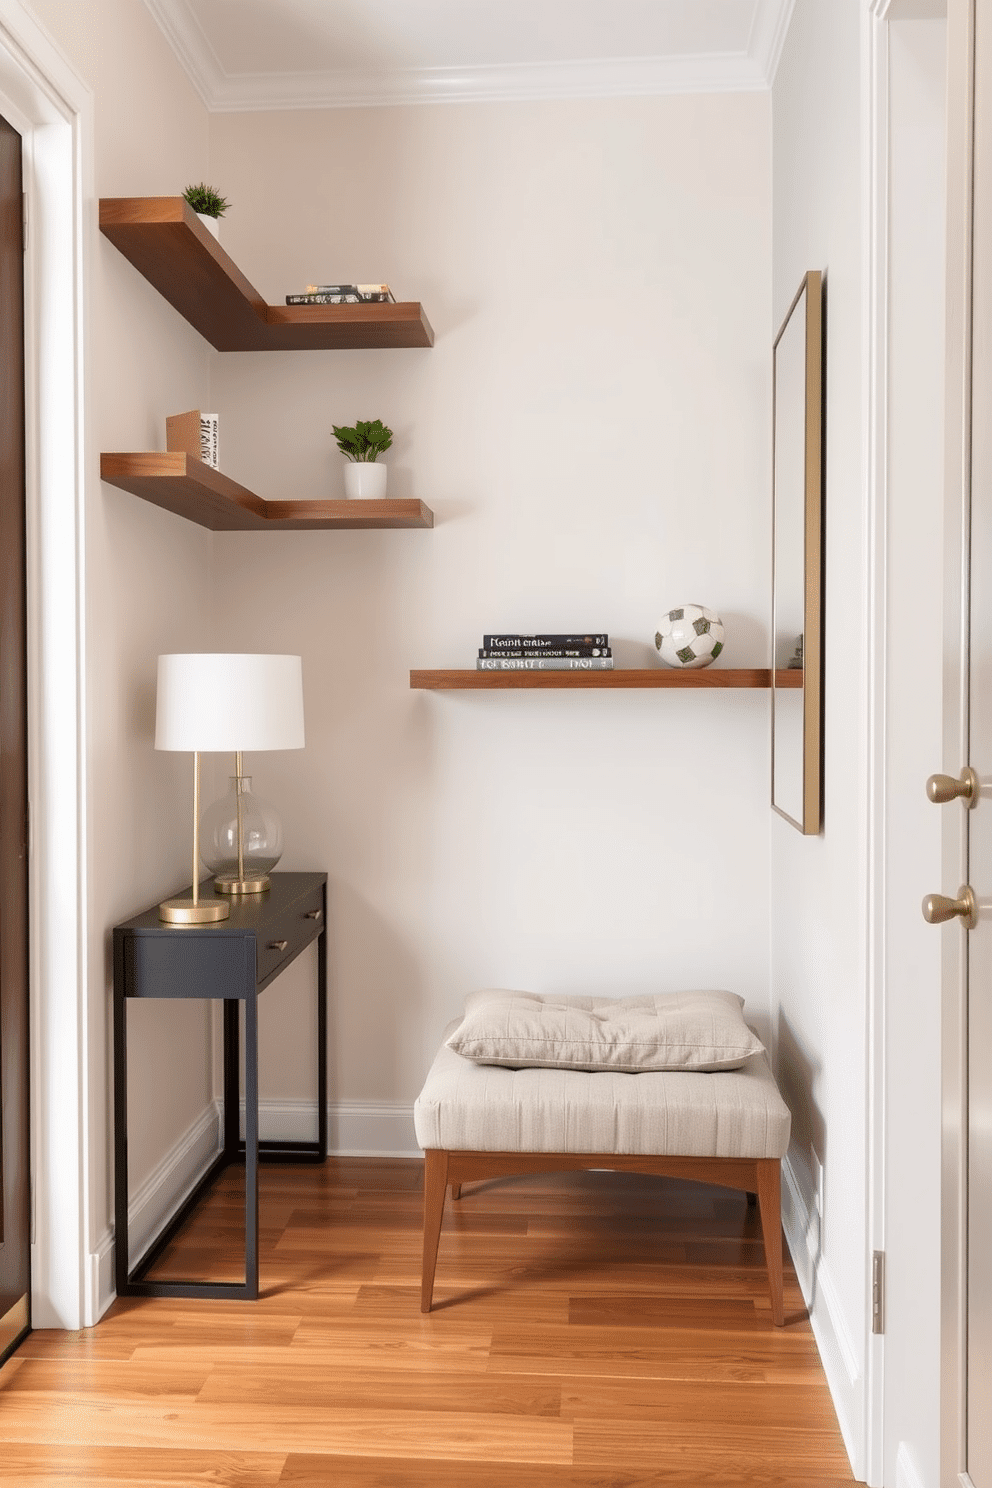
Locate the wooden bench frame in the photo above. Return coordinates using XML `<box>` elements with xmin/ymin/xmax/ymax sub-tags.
<box><xmin>421</xmin><ymin>1148</ymin><xmax>785</xmax><ymax>1325</ymax></box>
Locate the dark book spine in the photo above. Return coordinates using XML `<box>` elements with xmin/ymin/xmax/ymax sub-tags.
<box><xmin>285</xmin><ymin>292</ymin><xmax>361</xmax><ymax>304</ymax></box>
<box><xmin>478</xmin><ymin>647</ymin><xmax>611</xmax><ymax>659</ymax></box>
<box><xmin>476</xmin><ymin>657</ymin><xmax>614</xmax><ymax>671</ymax></box>
<box><xmin>481</xmin><ymin>633</ymin><xmax>609</xmax><ymax>650</ymax></box>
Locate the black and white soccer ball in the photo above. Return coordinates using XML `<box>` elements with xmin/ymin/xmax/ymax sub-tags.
<box><xmin>655</xmin><ymin>605</ymin><xmax>725</xmax><ymax>669</ymax></box>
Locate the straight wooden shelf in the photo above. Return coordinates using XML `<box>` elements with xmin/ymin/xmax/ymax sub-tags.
<box><xmin>101</xmin><ymin>453</ymin><xmax>434</xmax><ymax>531</ymax></box>
<box><xmin>99</xmin><ymin>197</ymin><xmax>435</xmax><ymax>351</ymax></box>
<box><xmin>410</xmin><ymin>668</ymin><xmax>778</xmax><ymax>689</ymax></box>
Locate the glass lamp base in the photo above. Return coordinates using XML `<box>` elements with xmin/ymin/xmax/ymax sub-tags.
<box><xmin>200</xmin><ymin>774</ymin><xmax>283</xmax><ymax>892</ymax></box>
<box><xmin>213</xmin><ymin>872</ymin><xmax>271</xmax><ymax>895</ymax></box>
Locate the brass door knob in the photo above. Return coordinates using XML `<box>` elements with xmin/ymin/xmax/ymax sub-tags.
<box><xmin>922</xmin><ymin>886</ymin><xmax>977</xmax><ymax>929</ymax></box>
<box><xmin>926</xmin><ymin>768</ymin><xmax>978</xmax><ymax>806</ymax></box>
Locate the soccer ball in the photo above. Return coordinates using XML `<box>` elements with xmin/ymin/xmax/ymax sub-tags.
<box><xmin>655</xmin><ymin>605</ymin><xmax>725</xmax><ymax>669</ymax></box>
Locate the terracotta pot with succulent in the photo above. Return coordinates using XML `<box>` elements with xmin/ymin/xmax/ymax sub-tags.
<box><xmin>183</xmin><ymin>182</ymin><xmax>230</xmax><ymax>240</ymax></box>
<box><xmin>332</xmin><ymin>418</ymin><xmax>393</xmax><ymax>499</ymax></box>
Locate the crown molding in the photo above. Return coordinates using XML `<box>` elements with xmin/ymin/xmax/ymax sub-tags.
<box><xmin>143</xmin><ymin>0</ymin><xmax>796</xmax><ymax>111</ymax></box>
<box><xmin>142</xmin><ymin>0</ymin><xmax>225</xmax><ymax>108</ymax></box>
<box><xmin>753</xmin><ymin>0</ymin><xmax>797</xmax><ymax>85</ymax></box>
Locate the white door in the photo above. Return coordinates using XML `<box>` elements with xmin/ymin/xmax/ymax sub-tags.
<box><xmin>966</xmin><ymin>0</ymin><xmax>992</xmax><ymax>1477</ymax></box>
<box><xmin>940</xmin><ymin>2</ymin><xmax>992</xmax><ymax>1483</ymax></box>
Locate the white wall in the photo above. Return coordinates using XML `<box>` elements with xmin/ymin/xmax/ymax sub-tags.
<box><xmin>24</xmin><ymin>0</ymin><xmax>218</xmax><ymax>1310</ymax></box>
<box><xmin>770</xmin><ymin>0</ymin><xmax>870</xmax><ymax>1471</ymax></box>
<box><xmin>207</xmin><ymin>94</ymin><xmax>775</xmax><ymax>1138</ymax></box>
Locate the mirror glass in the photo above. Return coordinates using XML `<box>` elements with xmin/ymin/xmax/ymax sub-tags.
<box><xmin>772</xmin><ymin>271</ymin><xmax>823</xmax><ymax>834</ymax></box>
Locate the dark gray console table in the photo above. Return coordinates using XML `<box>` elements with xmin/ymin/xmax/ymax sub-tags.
<box><xmin>113</xmin><ymin>871</ymin><xmax>327</xmax><ymax>1300</ymax></box>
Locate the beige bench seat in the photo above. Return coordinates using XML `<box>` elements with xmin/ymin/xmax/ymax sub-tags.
<box><xmin>415</xmin><ymin>998</ymin><xmax>792</xmax><ymax>1324</ymax></box>
<box><xmin>414</xmin><ymin>1034</ymin><xmax>790</xmax><ymax>1158</ymax></box>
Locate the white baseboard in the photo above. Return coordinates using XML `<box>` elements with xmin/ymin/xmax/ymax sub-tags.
<box><xmin>242</xmin><ymin>1097</ymin><xmax>418</xmax><ymax>1157</ymax></box>
<box><xmin>87</xmin><ymin>1227</ymin><xmax>115</xmax><ymax>1327</ymax></box>
<box><xmin>781</xmin><ymin>1153</ymin><xmax>864</xmax><ymax>1479</ymax></box>
<box><xmin>89</xmin><ymin>1099</ymin><xmax>421</xmax><ymax>1323</ymax></box>
<box><xmin>87</xmin><ymin>1101</ymin><xmax>224</xmax><ymax>1325</ymax></box>
<box><xmin>127</xmin><ymin>1101</ymin><xmax>224</xmax><ymax>1269</ymax></box>
<box><xmin>127</xmin><ymin>1100</ymin><xmax>419</xmax><ymax>1267</ymax></box>
<box><xmin>896</xmin><ymin>1441</ymin><xmax>926</xmax><ymax>1488</ymax></box>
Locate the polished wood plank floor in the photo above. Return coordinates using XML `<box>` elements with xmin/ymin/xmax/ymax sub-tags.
<box><xmin>0</xmin><ymin>1158</ymin><xmax>863</xmax><ymax>1485</ymax></box>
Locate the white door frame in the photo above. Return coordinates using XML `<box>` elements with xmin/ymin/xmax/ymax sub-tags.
<box><xmin>0</xmin><ymin>1</ymin><xmax>94</xmax><ymax>1329</ymax></box>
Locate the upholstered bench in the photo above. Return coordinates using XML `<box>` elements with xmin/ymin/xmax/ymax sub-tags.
<box><xmin>414</xmin><ymin>989</ymin><xmax>792</xmax><ymax>1324</ymax></box>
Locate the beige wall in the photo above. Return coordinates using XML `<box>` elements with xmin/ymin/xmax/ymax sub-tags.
<box><xmin>22</xmin><ymin>1</ymin><xmax>776</xmax><ymax>1314</ymax></box>
<box><xmin>208</xmin><ymin>93</ymin><xmax>774</xmax><ymax>1127</ymax></box>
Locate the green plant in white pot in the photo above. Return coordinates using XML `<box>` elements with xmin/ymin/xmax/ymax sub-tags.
<box><xmin>183</xmin><ymin>182</ymin><xmax>230</xmax><ymax>240</ymax></box>
<box><xmin>332</xmin><ymin>419</ymin><xmax>393</xmax><ymax>499</ymax></box>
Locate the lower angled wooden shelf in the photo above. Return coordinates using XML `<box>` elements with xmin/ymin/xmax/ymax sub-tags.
<box><xmin>101</xmin><ymin>453</ymin><xmax>434</xmax><ymax>531</ymax></box>
<box><xmin>410</xmin><ymin>668</ymin><xmax>775</xmax><ymax>689</ymax></box>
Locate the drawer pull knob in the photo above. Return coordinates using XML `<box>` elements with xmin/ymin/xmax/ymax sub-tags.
<box><xmin>268</xmin><ymin>939</ymin><xmax>289</xmax><ymax>952</ymax></box>
<box><xmin>305</xmin><ymin>908</ymin><xmax>322</xmax><ymax>921</ymax></box>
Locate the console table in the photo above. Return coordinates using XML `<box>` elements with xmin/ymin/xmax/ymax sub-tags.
<box><xmin>112</xmin><ymin>871</ymin><xmax>327</xmax><ymax>1300</ymax></box>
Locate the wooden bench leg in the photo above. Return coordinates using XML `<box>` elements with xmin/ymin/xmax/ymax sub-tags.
<box><xmin>421</xmin><ymin>1148</ymin><xmax>449</xmax><ymax>1313</ymax></box>
<box><xmin>756</xmin><ymin>1158</ymin><xmax>785</xmax><ymax>1326</ymax></box>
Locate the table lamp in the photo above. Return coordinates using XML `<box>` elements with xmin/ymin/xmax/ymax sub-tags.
<box><xmin>155</xmin><ymin>653</ymin><xmax>305</xmax><ymax>923</ymax></box>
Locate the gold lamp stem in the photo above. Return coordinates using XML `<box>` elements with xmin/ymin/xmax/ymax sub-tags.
<box><xmin>158</xmin><ymin>748</ymin><xmax>229</xmax><ymax>924</ymax></box>
<box><xmin>236</xmin><ymin>749</ymin><xmax>245</xmax><ymax>883</ymax></box>
<box><xmin>192</xmin><ymin>751</ymin><xmax>201</xmax><ymax>908</ymax></box>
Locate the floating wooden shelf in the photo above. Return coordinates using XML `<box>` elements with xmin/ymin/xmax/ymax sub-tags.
<box><xmin>99</xmin><ymin>197</ymin><xmax>435</xmax><ymax>351</ymax></box>
<box><xmin>101</xmin><ymin>453</ymin><xmax>434</xmax><ymax>531</ymax></box>
<box><xmin>410</xmin><ymin>668</ymin><xmax>776</xmax><ymax>690</ymax></box>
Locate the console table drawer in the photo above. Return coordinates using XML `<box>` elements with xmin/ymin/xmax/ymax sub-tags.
<box><xmin>125</xmin><ymin>933</ymin><xmax>251</xmax><ymax>1000</ymax></box>
<box><xmin>255</xmin><ymin>883</ymin><xmax>324</xmax><ymax>987</ymax></box>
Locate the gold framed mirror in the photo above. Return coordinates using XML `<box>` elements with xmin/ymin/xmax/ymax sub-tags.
<box><xmin>771</xmin><ymin>270</ymin><xmax>823</xmax><ymax>834</ymax></box>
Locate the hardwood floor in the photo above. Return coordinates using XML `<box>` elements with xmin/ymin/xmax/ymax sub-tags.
<box><xmin>0</xmin><ymin>1158</ymin><xmax>863</xmax><ymax>1485</ymax></box>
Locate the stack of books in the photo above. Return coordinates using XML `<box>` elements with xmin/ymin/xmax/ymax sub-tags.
<box><xmin>284</xmin><ymin>283</ymin><xmax>397</xmax><ymax>305</ymax></box>
<box><xmin>477</xmin><ymin>633</ymin><xmax>613</xmax><ymax>671</ymax></box>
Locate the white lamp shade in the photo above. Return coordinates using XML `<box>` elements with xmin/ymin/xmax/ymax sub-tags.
<box><xmin>155</xmin><ymin>654</ymin><xmax>305</xmax><ymax>753</ymax></box>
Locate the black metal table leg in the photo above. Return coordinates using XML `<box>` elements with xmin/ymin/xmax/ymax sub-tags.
<box><xmin>113</xmin><ymin>939</ymin><xmax>129</xmax><ymax>1298</ymax></box>
<box><xmin>223</xmin><ymin>998</ymin><xmax>240</xmax><ymax>1159</ymax></box>
<box><xmin>244</xmin><ymin>984</ymin><xmax>260</xmax><ymax>1298</ymax></box>
<box><xmin>317</xmin><ymin>886</ymin><xmax>328</xmax><ymax>1159</ymax></box>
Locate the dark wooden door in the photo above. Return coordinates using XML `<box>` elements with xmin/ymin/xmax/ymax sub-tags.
<box><xmin>0</xmin><ymin>110</ymin><xmax>31</xmax><ymax>1361</ymax></box>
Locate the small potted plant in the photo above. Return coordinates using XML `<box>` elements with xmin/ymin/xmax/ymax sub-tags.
<box><xmin>332</xmin><ymin>418</ymin><xmax>393</xmax><ymax>499</ymax></box>
<box><xmin>183</xmin><ymin>182</ymin><xmax>230</xmax><ymax>240</ymax></box>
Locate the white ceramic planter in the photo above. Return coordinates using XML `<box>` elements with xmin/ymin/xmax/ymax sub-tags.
<box><xmin>343</xmin><ymin>462</ymin><xmax>387</xmax><ymax>500</ymax></box>
<box><xmin>196</xmin><ymin>212</ymin><xmax>220</xmax><ymax>239</ymax></box>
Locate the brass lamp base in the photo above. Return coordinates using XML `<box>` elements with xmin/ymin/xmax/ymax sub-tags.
<box><xmin>159</xmin><ymin>896</ymin><xmax>230</xmax><ymax>925</ymax></box>
<box><xmin>213</xmin><ymin>873</ymin><xmax>271</xmax><ymax>895</ymax></box>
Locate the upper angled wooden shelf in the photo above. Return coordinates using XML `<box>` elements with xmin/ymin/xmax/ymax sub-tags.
<box><xmin>101</xmin><ymin>453</ymin><xmax>434</xmax><ymax>531</ymax></box>
<box><xmin>99</xmin><ymin>197</ymin><xmax>435</xmax><ymax>352</ymax></box>
<box><xmin>410</xmin><ymin>669</ymin><xmax>774</xmax><ymax>689</ymax></box>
